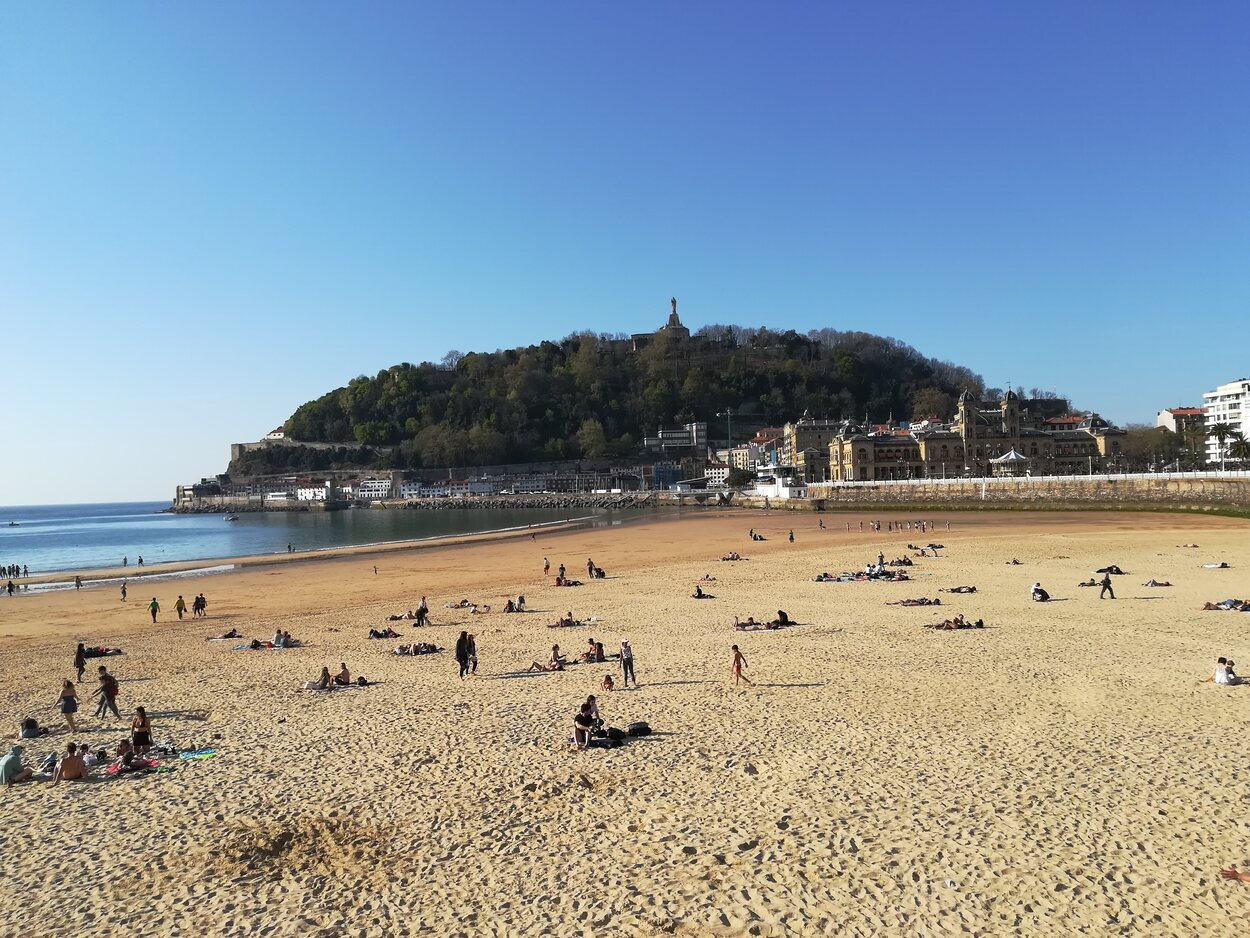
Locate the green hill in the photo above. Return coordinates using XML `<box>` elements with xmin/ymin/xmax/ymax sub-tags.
<box><xmin>235</xmin><ymin>326</ymin><xmax>996</xmax><ymax>474</ymax></box>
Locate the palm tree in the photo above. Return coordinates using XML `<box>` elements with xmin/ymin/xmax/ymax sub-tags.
<box><xmin>1208</xmin><ymin>422</ymin><xmax>1234</xmax><ymax>470</ymax></box>
<box><xmin>1228</xmin><ymin>432</ymin><xmax>1250</xmax><ymax>469</ymax></box>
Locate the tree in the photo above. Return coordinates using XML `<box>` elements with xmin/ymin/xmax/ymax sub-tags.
<box><xmin>576</xmin><ymin>418</ymin><xmax>609</xmax><ymax>458</ymax></box>
<box><xmin>726</xmin><ymin>466</ymin><xmax>755</xmax><ymax>488</ymax></box>
<box><xmin>909</xmin><ymin>388</ymin><xmax>954</xmax><ymax>423</ymax></box>
<box><xmin>1208</xmin><ymin>422</ymin><xmax>1234</xmax><ymax>470</ymax></box>
<box><xmin>1228</xmin><ymin>432</ymin><xmax>1250</xmax><ymax>468</ymax></box>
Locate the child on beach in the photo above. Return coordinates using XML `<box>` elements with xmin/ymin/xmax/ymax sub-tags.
<box><xmin>731</xmin><ymin>645</ymin><xmax>752</xmax><ymax>686</ymax></box>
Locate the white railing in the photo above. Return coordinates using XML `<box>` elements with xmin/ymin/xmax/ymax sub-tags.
<box><xmin>812</xmin><ymin>470</ymin><xmax>1250</xmax><ymax>489</ymax></box>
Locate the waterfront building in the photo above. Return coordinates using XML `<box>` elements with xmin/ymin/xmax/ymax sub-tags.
<box><xmin>1202</xmin><ymin>378</ymin><xmax>1249</xmax><ymax>465</ymax></box>
<box><xmin>356</xmin><ymin>478</ymin><xmax>395</xmax><ymax>501</ymax></box>
<box><xmin>829</xmin><ymin>391</ymin><xmax>1125</xmax><ymax>481</ymax></box>
<box><xmin>1156</xmin><ymin>407</ymin><xmax>1206</xmax><ymax>434</ymax></box>
<box><xmin>642</xmin><ymin>421</ymin><xmax>708</xmax><ymax>458</ymax></box>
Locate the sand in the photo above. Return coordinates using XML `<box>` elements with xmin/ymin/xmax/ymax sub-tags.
<box><xmin>2</xmin><ymin>508</ymin><xmax>1250</xmax><ymax>936</ymax></box>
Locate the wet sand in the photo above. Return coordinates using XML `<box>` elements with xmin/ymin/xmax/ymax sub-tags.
<box><xmin>2</xmin><ymin>509</ymin><xmax>1250</xmax><ymax>935</ymax></box>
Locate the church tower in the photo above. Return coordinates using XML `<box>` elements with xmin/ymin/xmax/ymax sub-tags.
<box><xmin>1000</xmin><ymin>390</ymin><xmax>1020</xmax><ymax>439</ymax></box>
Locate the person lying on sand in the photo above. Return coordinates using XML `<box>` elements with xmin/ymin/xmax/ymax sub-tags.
<box><xmin>1142</xmin><ymin>579</ymin><xmax>1172</xmax><ymax>587</ymax></box>
<box><xmin>394</xmin><ymin>642</ymin><xmax>439</xmax><ymax>656</ymax></box>
<box><xmin>369</xmin><ymin>627</ymin><xmax>401</xmax><ymax>639</ymax></box>
<box><xmin>1203</xmin><ymin>599</ymin><xmax>1250</xmax><ymax>612</ymax></box>
<box><xmin>553</xmin><ymin>576</ymin><xmax>584</xmax><ymax>587</ymax></box>
<box><xmin>733</xmin><ymin>615</ymin><xmax>784</xmax><ymax>631</ymax></box>
<box><xmin>1178</xmin><ymin>544</ymin><xmax>1199</xmax><ymax>548</ymax></box>
<box><xmin>1077</xmin><ymin>578</ymin><xmax>1098</xmax><ymax>587</ymax></box>
<box><xmin>210</xmin><ymin>629</ymin><xmax>242</xmax><ymax>640</ymax></box>
<box><xmin>1202</xmin><ymin>562</ymin><xmax>1231</xmax><ymax>569</ymax></box>
<box><xmin>887</xmin><ymin>557</ymin><xmax>914</xmax><ymax>567</ymax></box>
<box><xmin>692</xmin><ymin>586</ymin><xmax>715</xmax><ymax>599</ymax></box>
<box><xmin>924</xmin><ymin>615</ymin><xmax>985</xmax><ymax>630</ymax></box>
<box><xmin>1095</xmin><ymin>565</ymin><xmax>1126</xmax><ymax>575</ymax></box>
<box><xmin>939</xmin><ymin>586</ymin><xmax>976</xmax><ymax>594</ymax></box>
<box><xmin>700</xmin><ymin>575</ymin><xmax>717</xmax><ymax>582</ymax></box>
<box><xmin>886</xmin><ymin>598</ymin><xmax>941</xmax><ymax>607</ymax></box>
<box><xmin>444</xmin><ymin>599</ymin><xmax>474</xmax><ymax>608</ymax></box>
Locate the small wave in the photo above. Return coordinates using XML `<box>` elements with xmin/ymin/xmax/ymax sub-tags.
<box><xmin>24</xmin><ymin>565</ymin><xmax>238</xmax><ymax>593</ymax></box>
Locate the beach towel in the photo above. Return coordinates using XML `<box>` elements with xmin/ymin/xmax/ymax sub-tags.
<box><xmin>178</xmin><ymin>749</ymin><xmax>216</xmax><ymax>760</ymax></box>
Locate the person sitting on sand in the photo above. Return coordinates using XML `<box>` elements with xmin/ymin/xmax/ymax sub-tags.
<box><xmin>600</xmin><ymin>673</ymin><xmax>615</xmax><ymax>691</ymax></box>
<box><xmin>19</xmin><ymin>717</ymin><xmax>50</xmax><ymax>739</ymax></box>
<box><xmin>572</xmin><ymin>702</ymin><xmax>595</xmax><ymax>749</ymax></box>
<box><xmin>333</xmin><ymin>663</ymin><xmax>352</xmax><ymax>686</ymax></box>
<box><xmin>700</xmin><ymin>574</ymin><xmax>717</xmax><ymax>583</ymax></box>
<box><xmin>721</xmin><ymin>552</ymin><xmax>743</xmax><ymax>562</ymax></box>
<box><xmin>692</xmin><ymin>585</ymin><xmax>715</xmax><ymax>599</ymax></box>
<box><xmin>0</xmin><ymin>746</ymin><xmax>34</xmax><ymax>787</ymax></box>
<box><xmin>1143</xmin><ymin>579</ymin><xmax>1172</xmax><ymax>587</ymax></box>
<box><xmin>939</xmin><ymin>586</ymin><xmax>976</xmax><ymax>594</ymax></box>
<box><xmin>1031</xmin><ymin>583</ymin><xmax>1051</xmax><ymax>602</ymax></box>
<box><xmin>579</xmin><ymin>639</ymin><xmax>599</xmax><ymax>664</ymax></box>
<box><xmin>53</xmin><ymin>742</ymin><xmax>89</xmax><ymax>785</ymax></box>
<box><xmin>503</xmin><ymin>599</ymin><xmax>517</xmax><ymax>614</ymax></box>
<box><xmin>1228</xmin><ymin>659</ymin><xmax>1240</xmax><ymax>683</ymax></box>
<box><xmin>527</xmin><ymin>645</ymin><xmax>567</xmax><ymax>675</ymax></box>
<box><xmin>770</xmin><ymin>610</ymin><xmax>791</xmax><ymax>627</ymax></box>
<box><xmin>1203</xmin><ymin>657</ymin><xmax>1234</xmax><ymax>685</ymax></box>
<box><xmin>312</xmin><ymin>667</ymin><xmax>332</xmax><ymax>690</ymax></box>
<box><xmin>1007</xmin><ymin>559</ymin><xmax>1022</xmax><ymax>566</ymax></box>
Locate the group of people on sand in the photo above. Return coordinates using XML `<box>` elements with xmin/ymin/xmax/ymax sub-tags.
<box><xmin>307</xmin><ymin>663</ymin><xmax>369</xmax><ymax>690</ymax></box>
<box><xmin>529</xmin><ymin>639</ymin><xmax>638</xmax><ymax>687</ymax></box>
<box><xmin>386</xmin><ymin>597</ymin><xmax>430</xmax><ymax>625</ymax></box>
<box><xmin>886</xmin><ymin>597</ymin><xmax>941</xmax><ymax>607</ymax></box>
<box><xmin>733</xmin><ymin>611</ymin><xmax>791</xmax><ymax>631</ymax></box>
<box><xmin>4</xmin><ymin>715</ymin><xmax>162</xmax><ymax>789</ymax></box>
<box><xmin>393</xmin><ymin>641</ymin><xmax>440</xmax><ymax>656</ymax></box>
<box><xmin>454</xmin><ymin>632</ymin><xmax>478</xmax><ymax>678</ymax></box>
<box><xmin>720</xmin><ymin>552</ymin><xmax>745</xmax><ymax>562</ymax></box>
<box><xmin>1203</xmin><ymin>598</ymin><xmax>1250</xmax><ymax>612</ymax></box>
<box><xmin>1203</xmin><ymin>657</ymin><xmax>1242</xmax><ymax>685</ymax></box>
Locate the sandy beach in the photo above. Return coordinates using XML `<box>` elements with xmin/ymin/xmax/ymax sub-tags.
<box><xmin>3</xmin><ymin>508</ymin><xmax>1250</xmax><ymax>936</ymax></box>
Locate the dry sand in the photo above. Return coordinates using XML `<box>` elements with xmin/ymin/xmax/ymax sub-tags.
<box><xmin>2</xmin><ymin>509</ymin><xmax>1250</xmax><ymax>936</ymax></box>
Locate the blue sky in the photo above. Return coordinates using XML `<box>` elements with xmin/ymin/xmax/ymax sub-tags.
<box><xmin>2</xmin><ymin>3</ymin><xmax>1247</xmax><ymax>504</ymax></box>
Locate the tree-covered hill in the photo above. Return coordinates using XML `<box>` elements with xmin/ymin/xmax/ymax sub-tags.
<box><xmin>268</xmin><ymin>326</ymin><xmax>989</xmax><ymax>470</ymax></box>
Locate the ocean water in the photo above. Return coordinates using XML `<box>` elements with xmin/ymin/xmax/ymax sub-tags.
<box><xmin>0</xmin><ymin>502</ymin><xmax>608</xmax><ymax>578</ymax></box>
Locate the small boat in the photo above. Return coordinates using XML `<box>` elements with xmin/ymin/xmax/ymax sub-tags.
<box><xmin>223</xmin><ymin>514</ymin><xmax>240</xmax><ymax>522</ymax></box>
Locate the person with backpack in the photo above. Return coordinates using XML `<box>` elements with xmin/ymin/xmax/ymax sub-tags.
<box><xmin>93</xmin><ymin>666</ymin><xmax>121</xmax><ymax>719</ymax></box>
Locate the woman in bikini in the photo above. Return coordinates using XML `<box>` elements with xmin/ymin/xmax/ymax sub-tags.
<box><xmin>57</xmin><ymin>679</ymin><xmax>79</xmax><ymax>733</ymax></box>
<box><xmin>131</xmin><ymin>706</ymin><xmax>152</xmax><ymax>754</ymax></box>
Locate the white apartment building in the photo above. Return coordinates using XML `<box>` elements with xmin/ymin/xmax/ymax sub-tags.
<box><xmin>419</xmin><ymin>482</ymin><xmax>450</xmax><ymax>498</ymax></box>
<box><xmin>295</xmin><ymin>481</ymin><xmax>333</xmax><ymax>501</ymax></box>
<box><xmin>706</xmin><ymin>461</ymin><xmax>730</xmax><ymax>487</ymax></box>
<box><xmin>356</xmin><ymin>478</ymin><xmax>395</xmax><ymax>501</ymax></box>
<box><xmin>1203</xmin><ymin>378</ymin><xmax>1249</xmax><ymax>465</ymax></box>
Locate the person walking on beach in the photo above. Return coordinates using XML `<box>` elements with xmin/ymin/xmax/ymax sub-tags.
<box><xmin>730</xmin><ymin>645</ymin><xmax>753</xmax><ymax>687</ymax></box>
<box><xmin>467</xmin><ymin>634</ymin><xmax>478</xmax><ymax>674</ymax></box>
<box><xmin>1099</xmin><ymin>572</ymin><xmax>1116</xmax><ymax>600</ymax></box>
<box><xmin>120</xmin><ymin>582</ymin><xmax>127</xmax><ymax>602</ymax></box>
<box><xmin>174</xmin><ymin>595</ymin><xmax>187</xmax><ymax>620</ymax></box>
<box><xmin>455</xmin><ymin>631</ymin><xmax>471</xmax><ymax>680</ymax></box>
<box><xmin>74</xmin><ymin>643</ymin><xmax>86</xmax><ymax>683</ymax></box>
<box><xmin>148</xmin><ymin>597</ymin><xmax>160</xmax><ymax>623</ymax></box>
<box><xmin>620</xmin><ymin>640</ymin><xmax>637</xmax><ymax>688</ymax></box>
<box><xmin>586</xmin><ymin>558</ymin><xmax>595</xmax><ymax>579</ymax></box>
<box><xmin>93</xmin><ymin>666</ymin><xmax>121</xmax><ymax>719</ymax></box>
<box><xmin>197</xmin><ymin>593</ymin><xmax>208</xmax><ymax>617</ymax></box>
<box><xmin>74</xmin><ymin>575</ymin><xmax>82</xmax><ymax>591</ymax></box>
<box><xmin>789</xmin><ymin>530</ymin><xmax>794</xmax><ymax>543</ymax></box>
<box><xmin>56</xmin><ymin>679</ymin><xmax>79</xmax><ymax>733</ymax></box>
<box><xmin>543</xmin><ymin>557</ymin><xmax>550</xmax><ymax>577</ymax></box>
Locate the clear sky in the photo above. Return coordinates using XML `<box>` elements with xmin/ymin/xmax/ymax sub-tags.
<box><xmin>2</xmin><ymin>3</ymin><xmax>1247</xmax><ymax>504</ymax></box>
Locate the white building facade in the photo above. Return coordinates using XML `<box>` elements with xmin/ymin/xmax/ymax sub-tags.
<box><xmin>356</xmin><ymin>478</ymin><xmax>395</xmax><ymax>501</ymax></box>
<box><xmin>1203</xmin><ymin>378</ymin><xmax>1249</xmax><ymax>465</ymax></box>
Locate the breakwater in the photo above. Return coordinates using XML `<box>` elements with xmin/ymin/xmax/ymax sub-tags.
<box><xmin>170</xmin><ymin>493</ymin><xmax>663</xmax><ymax>514</ymax></box>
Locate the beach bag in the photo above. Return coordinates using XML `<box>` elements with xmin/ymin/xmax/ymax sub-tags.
<box><xmin>587</xmin><ymin>738</ymin><xmax>613</xmax><ymax>749</ymax></box>
<box><xmin>606</xmin><ymin>727</ymin><xmax>626</xmax><ymax>742</ymax></box>
<box><xmin>626</xmin><ymin>721</ymin><xmax>651</xmax><ymax>737</ymax></box>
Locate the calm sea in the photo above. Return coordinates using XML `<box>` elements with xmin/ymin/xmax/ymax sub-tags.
<box><xmin>0</xmin><ymin>502</ymin><xmax>610</xmax><ymax>578</ymax></box>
